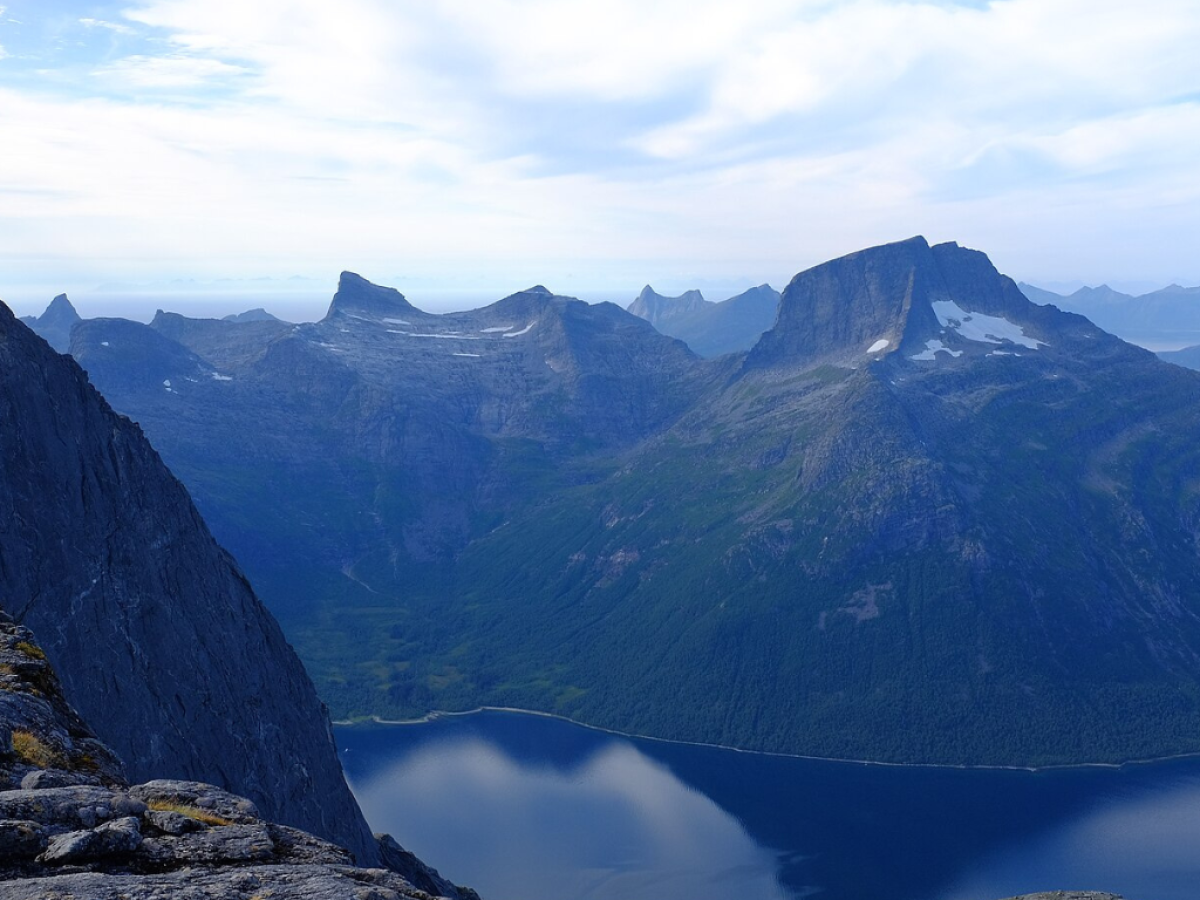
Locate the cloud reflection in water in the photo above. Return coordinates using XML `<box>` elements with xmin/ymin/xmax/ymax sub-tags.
<box><xmin>348</xmin><ymin>735</ymin><xmax>789</xmax><ymax>900</ymax></box>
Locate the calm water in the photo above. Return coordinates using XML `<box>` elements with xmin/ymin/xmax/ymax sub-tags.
<box><xmin>336</xmin><ymin>711</ymin><xmax>1200</xmax><ymax>900</ymax></box>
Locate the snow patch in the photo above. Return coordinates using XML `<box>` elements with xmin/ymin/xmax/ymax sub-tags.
<box><xmin>503</xmin><ymin>322</ymin><xmax>535</xmax><ymax>338</ymax></box>
<box><xmin>162</xmin><ymin>379</ymin><xmax>171</xmax><ymax>387</ymax></box>
<box><xmin>480</xmin><ymin>326</ymin><xmax>513</xmax><ymax>333</ymax></box>
<box><xmin>867</xmin><ymin>339</ymin><xmax>890</xmax><ymax>354</ymax></box>
<box><xmin>382</xmin><ymin>317</ymin><xmax>410</xmax><ymax>325</ymax></box>
<box><xmin>931</xmin><ymin>300</ymin><xmax>1044</xmax><ymax>349</ymax></box>
<box><xmin>453</xmin><ymin>352</ymin><xmax>482</xmax><ymax>358</ymax></box>
<box><xmin>910</xmin><ymin>340</ymin><xmax>963</xmax><ymax>361</ymax></box>
<box><xmin>390</xmin><ymin>331</ymin><xmax>479</xmax><ymax>340</ymax></box>
<box><xmin>211</xmin><ymin>373</ymin><xmax>233</xmax><ymax>382</ymax></box>
<box><xmin>101</xmin><ymin>341</ymin><xmax>110</xmax><ymax>347</ymax></box>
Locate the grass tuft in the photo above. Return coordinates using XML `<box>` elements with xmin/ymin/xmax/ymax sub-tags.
<box><xmin>146</xmin><ymin>799</ymin><xmax>234</xmax><ymax>827</ymax></box>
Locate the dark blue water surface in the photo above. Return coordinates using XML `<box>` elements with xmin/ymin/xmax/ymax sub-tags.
<box><xmin>336</xmin><ymin>711</ymin><xmax>1200</xmax><ymax>900</ymax></box>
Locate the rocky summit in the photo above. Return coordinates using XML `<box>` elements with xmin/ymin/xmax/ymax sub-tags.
<box><xmin>0</xmin><ymin>613</ymin><xmax>475</xmax><ymax>900</ymax></box>
<box><xmin>62</xmin><ymin>237</ymin><xmax>1200</xmax><ymax>767</ymax></box>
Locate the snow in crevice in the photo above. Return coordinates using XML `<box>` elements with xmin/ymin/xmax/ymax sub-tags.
<box><xmin>503</xmin><ymin>322</ymin><xmax>536</xmax><ymax>338</ymax></box>
<box><xmin>480</xmin><ymin>326</ymin><xmax>513</xmax><ymax>333</ymax></box>
<box><xmin>453</xmin><ymin>352</ymin><xmax>482</xmax><ymax>358</ymax></box>
<box><xmin>910</xmin><ymin>339</ymin><xmax>963</xmax><ymax>361</ymax></box>
<box><xmin>211</xmin><ymin>372</ymin><xmax>233</xmax><ymax>382</ymax></box>
<box><xmin>931</xmin><ymin>300</ymin><xmax>1044</xmax><ymax>349</ymax></box>
<box><xmin>382</xmin><ymin>317</ymin><xmax>410</xmax><ymax>325</ymax></box>
<box><xmin>389</xmin><ymin>330</ymin><xmax>480</xmax><ymax>340</ymax></box>
<box><xmin>867</xmin><ymin>339</ymin><xmax>890</xmax><ymax>354</ymax></box>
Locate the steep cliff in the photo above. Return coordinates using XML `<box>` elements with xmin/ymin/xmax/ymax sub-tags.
<box><xmin>0</xmin><ymin>299</ymin><xmax>381</xmax><ymax>864</ymax></box>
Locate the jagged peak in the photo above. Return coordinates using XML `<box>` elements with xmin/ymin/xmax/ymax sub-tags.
<box><xmin>40</xmin><ymin>293</ymin><xmax>81</xmax><ymax>325</ymax></box>
<box><xmin>325</xmin><ymin>272</ymin><xmax>419</xmax><ymax>320</ymax></box>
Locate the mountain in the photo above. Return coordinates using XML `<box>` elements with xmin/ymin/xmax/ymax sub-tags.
<box><xmin>1159</xmin><ymin>344</ymin><xmax>1200</xmax><ymax>369</ymax></box>
<box><xmin>68</xmin><ymin>241</ymin><xmax>1200</xmax><ymax>766</ymax></box>
<box><xmin>1020</xmin><ymin>281</ymin><xmax>1200</xmax><ymax>346</ymax></box>
<box><xmin>627</xmin><ymin>283</ymin><xmax>781</xmax><ymax>357</ymax></box>
<box><xmin>627</xmin><ymin>285</ymin><xmax>708</xmax><ymax>324</ymax></box>
<box><xmin>18</xmin><ymin>293</ymin><xmax>82</xmax><ymax>352</ymax></box>
<box><xmin>0</xmin><ymin>299</ymin><xmax>381</xmax><ymax>864</ymax></box>
<box><xmin>223</xmin><ymin>307</ymin><xmax>282</xmax><ymax>323</ymax></box>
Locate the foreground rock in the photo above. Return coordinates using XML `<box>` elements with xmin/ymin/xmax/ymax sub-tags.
<box><xmin>0</xmin><ymin>614</ymin><xmax>476</xmax><ymax>899</ymax></box>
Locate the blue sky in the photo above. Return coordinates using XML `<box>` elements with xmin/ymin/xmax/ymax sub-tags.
<box><xmin>1</xmin><ymin>0</ymin><xmax>1199</xmax><ymax>316</ymax></box>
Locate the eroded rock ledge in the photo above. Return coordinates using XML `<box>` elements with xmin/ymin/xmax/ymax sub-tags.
<box><xmin>0</xmin><ymin>614</ymin><xmax>476</xmax><ymax>899</ymax></box>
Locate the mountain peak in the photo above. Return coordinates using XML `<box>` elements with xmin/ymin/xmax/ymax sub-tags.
<box><xmin>23</xmin><ymin>293</ymin><xmax>83</xmax><ymax>352</ymax></box>
<box><xmin>628</xmin><ymin>286</ymin><xmax>707</xmax><ymax>326</ymax></box>
<box><xmin>44</xmin><ymin>293</ymin><xmax>80</xmax><ymax>322</ymax></box>
<box><xmin>325</xmin><ymin>272</ymin><xmax>418</xmax><ymax>319</ymax></box>
<box><xmin>746</xmin><ymin>236</ymin><xmax>1042</xmax><ymax>368</ymax></box>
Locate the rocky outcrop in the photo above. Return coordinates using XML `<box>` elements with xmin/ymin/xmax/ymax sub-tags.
<box><xmin>0</xmin><ymin>299</ymin><xmax>380</xmax><ymax>863</ymax></box>
<box><xmin>18</xmin><ymin>293</ymin><xmax>81</xmax><ymax>353</ymax></box>
<box><xmin>0</xmin><ymin>615</ymin><xmax>468</xmax><ymax>899</ymax></box>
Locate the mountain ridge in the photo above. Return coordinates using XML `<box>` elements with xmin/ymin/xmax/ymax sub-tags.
<box><xmin>53</xmin><ymin>238</ymin><xmax>1200</xmax><ymax>766</ymax></box>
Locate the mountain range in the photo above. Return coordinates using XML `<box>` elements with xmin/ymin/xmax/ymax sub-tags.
<box><xmin>41</xmin><ymin>236</ymin><xmax>1200</xmax><ymax>767</ymax></box>
<box><xmin>626</xmin><ymin>283</ymin><xmax>780</xmax><ymax>357</ymax></box>
<box><xmin>1019</xmin><ymin>280</ymin><xmax>1200</xmax><ymax>348</ymax></box>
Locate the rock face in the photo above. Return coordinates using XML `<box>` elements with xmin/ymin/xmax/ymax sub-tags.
<box><xmin>627</xmin><ymin>283</ymin><xmax>780</xmax><ymax>357</ymax></box>
<box><xmin>65</xmin><ymin>240</ymin><xmax>1200</xmax><ymax>766</ymax></box>
<box><xmin>0</xmin><ymin>300</ymin><xmax>381</xmax><ymax>863</ymax></box>
<box><xmin>18</xmin><ymin>293</ymin><xmax>81</xmax><ymax>352</ymax></box>
<box><xmin>0</xmin><ymin>615</ymin><xmax>474</xmax><ymax>899</ymax></box>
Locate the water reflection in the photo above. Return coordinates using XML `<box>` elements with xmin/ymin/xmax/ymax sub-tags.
<box><xmin>345</xmin><ymin>731</ymin><xmax>788</xmax><ymax>900</ymax></box>
<box><xmin>338</xmin><ymin>713</ymin><xmax>1200</xmax><ymax>900</ymax></box>
<box><xmin>939</xmin><ymin>777</ymin><xmax>1200</xmax><ymax>900</ymax></box>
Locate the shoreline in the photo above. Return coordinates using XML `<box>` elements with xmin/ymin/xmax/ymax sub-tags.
<box><xmin>331</xmin><ymin>705</ymin><xmax>1200</xmax><ymax>773</ymax></box>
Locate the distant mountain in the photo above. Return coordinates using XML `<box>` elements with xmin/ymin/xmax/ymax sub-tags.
<box><xmin>1020</xmin><ymin>281</ymin><xmax>1200</xmax><ymax>346</ymax></box>
<box><xmin>0</xmin><ymin>298</ymin><xmax>382</xmax><ymax>864</ymax></box>
<box><xmin>627</xmin><ymin>283</ymin><xmax>780</xmax><ymax>357</ymax></box>
<box><xmin>223</xmin><ymin>307</ymin><xmax>282</xmax><ymax>323</ymax></box>
<box><xmin>19</xmin><ymin>293</ymin><xmax>81</xmax><ymax>352</ymax></box>
<box><xmin>67</xmin><ymin>242</ymin><xmax>1200</xmax><ymax>767</ymax></box>
<box><xmin>1158</xmin><ymin>344</ymin><xmax>1200</xmax><ymax>370</ymax></box>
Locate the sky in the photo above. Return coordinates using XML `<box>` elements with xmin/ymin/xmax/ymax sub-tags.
<box><xmin>1</xmin><ymin>0</ymin><xmax>1199</xmax><ymax>318</ymax></box>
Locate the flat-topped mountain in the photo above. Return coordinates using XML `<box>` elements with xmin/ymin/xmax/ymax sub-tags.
<box><xmin>19</xmin><ymin>293</ymin><xmax>81</xmax><ymax>352</ymax></box>
<box><xmin>65</xmin><ymin>240</ymin><xmax>1200</xmax><ymax>766</ymax></box>
<box><xmin>627</xmin><ymin>283</ymin><xmax>780</xmax><ymax>357</ymax></box>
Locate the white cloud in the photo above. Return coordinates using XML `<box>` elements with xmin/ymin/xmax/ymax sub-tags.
<box><xmin>79</xmin><ymin>17</ymin><xmax>136</xmax><ymax>35</ymax></box>
<box><xmin>0</xmin><ymin>0</ymin><xmax>1198</xmax><ymax>292</ymax></box>
<box><xmin>96</xmin><ymin>54</ymin><xmax>250</xmax><ymax>88</ymax></box>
